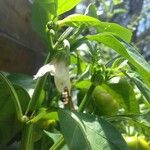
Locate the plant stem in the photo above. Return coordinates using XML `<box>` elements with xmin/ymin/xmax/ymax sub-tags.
<box><xmin>25</xmin><ymin>27</ymin><xmax>74</xmax><ymax>115</ymax></box>
<box><xmin>22</xmin><ymin>27</ymin><xmax>74</xmax><ymax>150</ymax></box>
<box><xmin>78</xmin><ymin>84</ymin><xmax>96</xmax><ymax>112</ymax></box>
<box><xmin>49</xmin><ymin>135</ymin><xmax>65</xmax><ymax>150</ymax></box>
<box><xmin>27</xmin><ymin>108</ymin><xmax>47</xmax><ymax>124</ymax></box>
<box><xmin>47</xmin><ymin>27</ymin><xmax>95</xmax><ymax>149</ymax></box>
<box><xmin>25</xmin><ymin>76</ymin><xmax>48</xmax><ymax>115</ymax></box>
<box><xmin>22</xmin><ymin>53</ymin><xmax>52</xmax><ymax>150</ymax></box>
<box><xmin>21</xmin><ymin>124</ymin><xmax>33</xmax><ymax>150</ymax></box>
<box><xmin>56</xmin><ymin>27</ymin><xmax>74</xmax><ymax>44</ymax></box>
<box><xmin>25</xmin><ymin>52</ymin><xmax>52</xmax><ymax>115</ymax></box>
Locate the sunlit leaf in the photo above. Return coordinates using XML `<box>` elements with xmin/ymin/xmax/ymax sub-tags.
<box><xmin>126</xmin><ymin>72</ymin><xmax>150</xmax><ymax>103</ymax></box>
<box><xmin>58</xmin><ymin>14</ymin><xmax>132</xmax><ymax>42</ymax></box>
<box><xmin>87</xmin><ymin>33</ymin><xmax>150</xmax><ymax>87</ymax></box>
<box><xmin>57</xmin><ymin>0</ymin><xmax>81</xmax><ymax>15</ymax></box>
<box><xmin>58</xmin><ymin>109</ymin><xmax>128</xmax><ymax>150</ymax></box>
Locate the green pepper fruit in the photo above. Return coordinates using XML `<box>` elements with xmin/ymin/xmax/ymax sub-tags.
<box><xmin>92</xmin><ymin>86</ymin><xmax>119</xmax><ymax>116</ymax></box>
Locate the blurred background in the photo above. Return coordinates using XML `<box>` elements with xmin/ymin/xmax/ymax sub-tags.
<box><xmin>0</xmin><ymin>0</ymin><xmax>150</xmax><ymax>75</ymax></box>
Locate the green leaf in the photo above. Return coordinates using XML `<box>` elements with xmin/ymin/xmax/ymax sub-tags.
<box><xmin>0</xmin><ymin>84</ymin><xmax>30</xmax><ymax>145</ymax></box>
<box><xmin>140</xmin><ymin>111</ymin><xmax>150</xmax><ymax>127</ymax></box>
<box><xmin>57</xmin><ymin>14</ymin><xmax>132</xmax><ymax>42</ymax></box>
<box><xmin>0</xmin><ymin>73</ymin><xmax>23</xmax><ymax>121</ymax></box>
<box><xmin>85</xmin><ymin>3</ymin><xmax>98</xmax><ymax>18</ymax></box>
<box><xmin>44</xmin><ymin>131</ymin><xmax>69</xmax><ymax>150</ymax></box>
<box><xmin>14</xmin><ymin>85</ymin><xmax>31</xmax><ymax>113</ymax></box>
<box><xmin>45</xmin><ymin>132</ymin><xmax>67</xmax><ymax>150</ymax></box>
<box><xmin>0</xmin><ymin>84</ymin><xmax>30</xmax><ymax>119</ymax></box>
<box><xmin>107</xmin><ymin>115</ymin><xmax>150</xmax><ymax>139</ymax></box>
<box><xmin>44</xmin><ymin>131</ymin><xmax>61</xmax><ymax>143</ymax></box>
<box><xmin>0</xmin><ymin>113</ymin><xmax>22</xmax><ymax>146</ymax></box>
<box><xmin>87</xmin><ymin>33</ymin><xmax>150</xmax><ymax>87</ymax></box>
<box><xmin>7</xmin><ymin>73</ymin><xmax>46</xmax><ymax>109</ymax></box>
<box><xmin>57</xmin><ymin>0</ymin><xmax>81</xmax><ymax>15</ymax></box>
<box><xmin>58</xmin><ymin>109</ymin><xmax>128</xmax><ymax>150</ymax></box>
<box><xmin>126</xmin><ymin>72</ymin><xmax>150</xmax><ymax>103</ymax></box>
<box><xmin>32</xmin><ymin>0</ymin><xmax>56</xmax><ymax>39</ymax></box>
<box><xmin>75</xmin><ymin>80</ymin><xmax>91</xmax><ymax>89</ymax></box>
<box><xmin>7</xmin><ymin>73</ymin><xmax>35</xmax><ymax>97</ymax></box>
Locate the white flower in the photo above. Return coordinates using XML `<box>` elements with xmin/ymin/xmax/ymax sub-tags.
<box><xmin>34</xmin><ymin>59</ymin><xmax>71</xmax><ymax>93</ymax></box>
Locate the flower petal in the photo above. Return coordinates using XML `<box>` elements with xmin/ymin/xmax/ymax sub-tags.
<box><xmin>54</xmin><ymin>69</ymin><xmax>71</xmax><ymax>93</ymax></box>
<box><xmin>33</xmin><ymin>63</ymin><xmax>55</xmax><ymax>80</ymax></box>
<box><xmin>54</xmin><ymin>60</ymin><xmax>71</xmax><ymax>93</ymax></box>
<box><xmin>34</xmin><ymin>58</ymin><xmax>71</xmax><ymax>93</ymax></box>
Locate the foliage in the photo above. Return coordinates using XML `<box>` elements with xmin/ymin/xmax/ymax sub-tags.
<box><xmin>0</xmin><ymin>0</ymin><xmax>150</xmax><ymax>149</ymax></box>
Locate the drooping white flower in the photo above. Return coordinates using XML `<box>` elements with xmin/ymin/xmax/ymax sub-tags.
<box><xmin>34</xmin><ymin>58</ymin><xmax>71</xmax><ymax>93</ymax></box>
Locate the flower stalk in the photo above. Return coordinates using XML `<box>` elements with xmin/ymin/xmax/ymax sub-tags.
<box><xmin>21</xmin><ymin>27</ymin><xmax>73</xmax><ymax>150</ymax></box>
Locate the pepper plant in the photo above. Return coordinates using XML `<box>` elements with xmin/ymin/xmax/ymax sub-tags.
<box><xmin>0</xmin><ymin>0</ymin><xmax>150</xmax><ymax>150</ymax></box>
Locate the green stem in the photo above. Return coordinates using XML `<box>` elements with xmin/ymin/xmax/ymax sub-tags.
<box><xmin>25</xmin><ymin>75</ymin><xmax>48</xmax><ymax>115</ymax></box>
<box><xmin>69</xmin><ymin>26</ymin><xmax>84</xmax><ymax>41</ymax></box>
<box><xmin>21</xmin><ymin>124</ymin><xmax>34</xmax><ymax>150</ymax></box>
<box><xmin>22</xmin><ymin>53</ymin><xmax>52</xmax><ymax>150</ymax></box>
<box><xmin>78</xmin><ymin>84</ymin><xmax>96</xmax><ymax>112</ymax></box>
<box><xmin>22</xmin><ymin>27</ymin><xmax>74</xmax><ymax>150</ymax></box>
<box><xmin>77</xmin><ymin>53</ymin><xmax>82</xmax><ymax>76</ymax></box>
<box><xmin>27</xmin><ymin>108</ymin><xmax>47</xmax><ymax>124</ymax></box>
<box><xmin>25</xmin><ymin>27</ymin><xmax>74</xmax><ymax>115</ymax></box>
<box><xmin>57</xmin><ymin>28</ymin><xmax>74</xmax><ymax>43</ymax></box>
<box><xmin>48</xmin><ymin>27</ymin><xmax>95</xmax><ymax>149</ymax></box>
<box><xmin>49</xmin><ymin>135</ymin><xmax>65</xmax><ymax>150</ymax></box>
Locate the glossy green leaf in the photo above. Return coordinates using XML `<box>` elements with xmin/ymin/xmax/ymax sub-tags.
<box><xmin>57</xmin><ymin>14</ymin><xmax>132</xmax><ymax>42</ymax></box>
<box><xmin>32</xmin><ymin>0</ymin><xmax>56</xmax><ymax>39</ymax></box>
<box><xmin>58</xmin><ymin>109</ymin><xmax>128</xmax><ymax>150</ymax></box>
<box><xmin>57</xmin><ymin>0</ymin><xmax>81</xmax><ymax>15</ymax></box>
<box><xmin>87</xmin><ymin>33</ymin><xmax>150</xmax><ymax>87</ymax></box>
<box><xmin>57</xmin><ymin>14</ymin><xmax>100</xmax><ymax>26</ymax></box>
